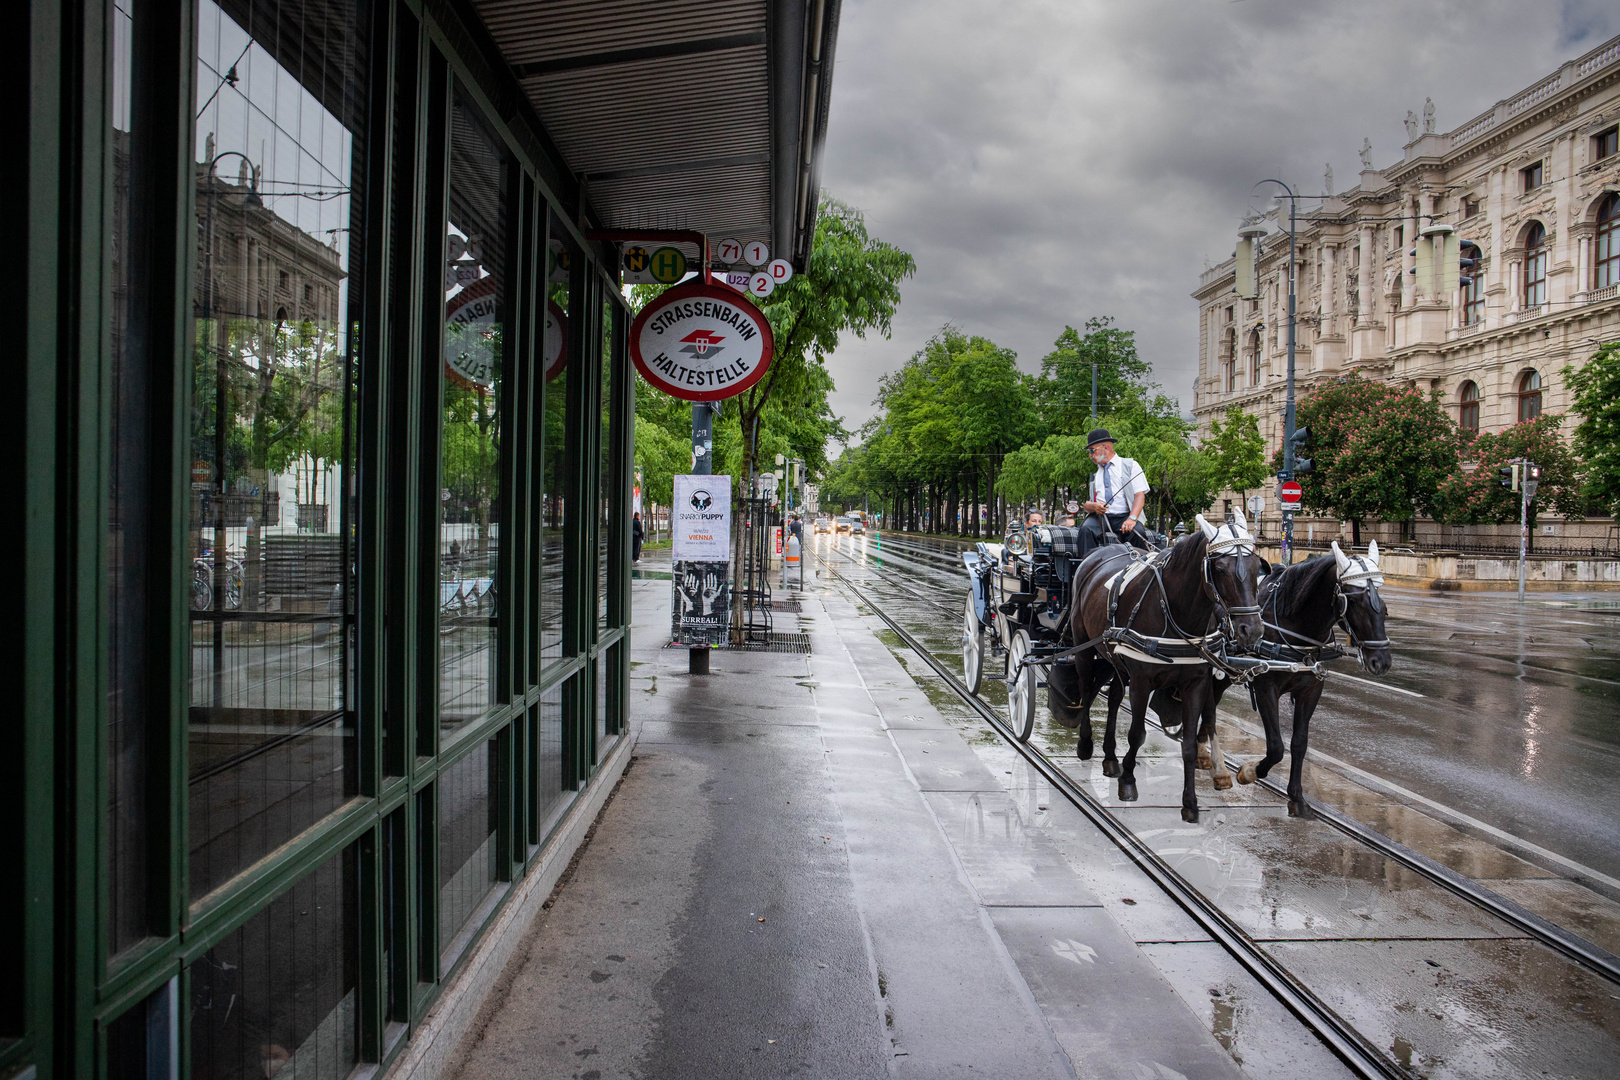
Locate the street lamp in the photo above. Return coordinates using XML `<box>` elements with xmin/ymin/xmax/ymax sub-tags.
<box><xmin>1239</xmin><ymin>180</ymin><xmax>1301</xmax><ymax>564</ymax></box>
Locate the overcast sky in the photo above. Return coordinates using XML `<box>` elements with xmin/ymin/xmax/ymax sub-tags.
<box><xmin>815</xmin><ymin>0</ymin><xmax>1620</xmax><ymax>440</ymax></box>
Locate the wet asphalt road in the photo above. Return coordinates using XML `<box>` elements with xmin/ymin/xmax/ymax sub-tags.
<box><xmin>810</xmin><ymin>530</ymin><xmax>1620</xmax><ymax>890</ymax></box>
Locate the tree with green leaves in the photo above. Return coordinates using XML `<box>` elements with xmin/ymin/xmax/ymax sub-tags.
<box><xmin>1033</xmin><ymin>317</ymin><xmax>1153</xmax><ymax>437</ymax></box>
<box><xmin>1563</xmin><ymin>341</ymin><xmax>1620</xmax><ymax>520</ymax></box>
<box><xmin>1205</xmin><ymin>405</ymin><xmax>1267</xmax><ymax>502</ymax></box>
<box><xmin>1282</xmin><ymin>375</ymin><xmax>1457</xmax><ymax>540</ymax></box>
<box><xmin>1433</xmin><ymin>414</ymin><xmax>1584</xmax><ymax>527</ymax></box>
<box><xmin>730</xmin><ymin>197</ymin><xmax>913</xmax><ymax>485</ymax></box>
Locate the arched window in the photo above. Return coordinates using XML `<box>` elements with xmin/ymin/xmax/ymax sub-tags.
<box><xmin>1597</xmin><ymin>194</ymin><xmax>1620</xmax><ymax>290</ymax></box>
<box><xmin>1460</xmin><ymin>243</ymin><xmax>1484</xmax><ymax>325</ymax></box>
<box><xmin>1518</xmin><ymin>370</ymin><xmax>1542</xmax><ymax>422</ymax></box>
<box><xmin>1459</xmin><ymin>380</ymin><xmax>1479</xmax><ymax>433</ymax></box>
<box><xmin>1523</xmin><ymin>222</ymin><xmax>1547</xmax><ymax>308</ymax></box>
<box><xmin>1249</xmin><ymin>330</ymin><xmax>1261</xmax><ymax>386</ymax></box>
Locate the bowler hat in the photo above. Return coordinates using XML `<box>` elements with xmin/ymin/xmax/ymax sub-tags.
<box><xmin>1085</xmin><ymin>428</ymin><xmax>1115</xmax><ymax>449</ymax></box>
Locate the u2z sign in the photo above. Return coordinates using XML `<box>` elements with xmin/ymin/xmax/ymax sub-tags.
<box><xmin>631</xmin><ymin>281</ymin><xmax>775</xmax><ymax>401</ymax></box>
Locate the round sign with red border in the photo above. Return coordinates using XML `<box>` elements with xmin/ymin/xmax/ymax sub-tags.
<box><xmin>1278</xmin><ymin>479</ymin><xmax>1303</xmax><ymax>505</ymax></box>
<box><xmin>630</xmin><ymin>281</ymin><xmax>774</xmax><ymax>401</ymax></box>
<box><xmin>544</xmin><ymin>299</ymin><xmax>568</xmax><ymax>381</ymax></box>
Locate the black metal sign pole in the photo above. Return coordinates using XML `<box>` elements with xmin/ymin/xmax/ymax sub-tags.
<box><xmin>690</xmin><ymin>402</ymin><xmax>714</xmax><ymax>673</ymax></box>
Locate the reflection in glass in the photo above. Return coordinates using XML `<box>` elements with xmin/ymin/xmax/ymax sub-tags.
<box><xmin>539</xmin><ymin>240</ymin><xmax>569</xmax><ymax>662</ymax></box>
<box><xmin>530</xmin><ymin>683</ymin><xmax>565</xmax><ymax>841</ymax></box>
<box><xmin>439</xmin><ymin>84</ymin><xmax>507</xmax><ymax>731</ymax></box>
<box><xmin>189</xmin><ymin>844</ymin><xmax>357</xmax><ymax>1079</ymax></box>
<box><xmin>188</xmin><ymin>0</ymin><xmax>366</xmax><ymax>899</ymax></box>
<box><xmin>438</xmin><ymin>740</ymin><xmax>498</xmax><ymax>962</ymax></box>
<box><xmin>109</xmin><ymin>0</ymin><xmax>153</xmax><ymax>956</ymax></box>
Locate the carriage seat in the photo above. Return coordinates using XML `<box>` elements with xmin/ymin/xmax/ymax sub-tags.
<box><xmin>1032</xmin><ymin>525</ymin><xmax>1084</xmax><ymax>555</ymax></box>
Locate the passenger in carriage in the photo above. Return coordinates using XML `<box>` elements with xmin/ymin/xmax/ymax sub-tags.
<box><xmin>1078</xmin><ymin>428</ymin><xmax>1151</xmax><ymax>557</ymax></box>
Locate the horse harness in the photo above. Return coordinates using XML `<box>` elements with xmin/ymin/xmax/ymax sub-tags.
<box><xmin>1253</xmin><ymin>551</ymin><xmax>1390</xmax><ymax>682</ymax></box>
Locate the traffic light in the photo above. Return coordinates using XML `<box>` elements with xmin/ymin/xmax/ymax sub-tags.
<box><xmin>1458</xmin><ymin>243</ymin><xmax>1479</xmax><ymax>287</ymax></box>
<box><xmin>1289</xmin><ymin>425</ymin><xmax>1313</xmax><ymax>475</ymax></box>
<box><xmin>1499</xmin><ymin>464</ymin><xmax>1522</xmax><ymax>491</ymax></box>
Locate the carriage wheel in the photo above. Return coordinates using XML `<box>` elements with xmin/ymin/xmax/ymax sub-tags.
<box><xmin>1006</xmin><ymin>630</ymin><xmax>1037</xmax><ymax>743</ymax></box>
<box><xmin>962</xmin><ymin>594</ymin><xmax>985</xmax><ymax>694</ymax></box>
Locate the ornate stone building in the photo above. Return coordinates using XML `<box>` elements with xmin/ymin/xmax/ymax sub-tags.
<box><xmin>1192</xmin><ymin>34</ymin><xmax>1620</xmax><ymax>543</ymax></box>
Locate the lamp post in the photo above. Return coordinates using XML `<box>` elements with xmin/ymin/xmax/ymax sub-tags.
<box><xmin>1241</xmin><ymin>180</ymin><xmax>1300</xmax><ymax>564</ymax></box>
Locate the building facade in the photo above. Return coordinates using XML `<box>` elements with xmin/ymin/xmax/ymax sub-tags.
<box><xmin>4</xmin><ymin>1</ymin><xmax>838</xmax><ymax>1078</ymax></box>
<box><xmin>1192</xmin><ymin>35</ymin><xmax>1620</xmax><ymax>541</ymax></box>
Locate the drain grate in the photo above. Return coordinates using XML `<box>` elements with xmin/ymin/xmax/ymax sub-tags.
<box><xmin>663</xmin><ymin>631</ymin><xmax>812</xmax><ymax>654</ymax></box>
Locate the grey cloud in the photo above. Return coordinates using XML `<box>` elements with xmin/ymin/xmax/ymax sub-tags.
<box><xmin>816</xmin><ymin>0</ymin><xmax>1618</xmax><ymax>438</ymax></box>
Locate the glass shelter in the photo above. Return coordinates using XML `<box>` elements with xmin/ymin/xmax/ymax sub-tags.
<box><xmin>1</xmin><ymin>0</ymin><xmax>837</xmax><ymax>1077</ymax></box>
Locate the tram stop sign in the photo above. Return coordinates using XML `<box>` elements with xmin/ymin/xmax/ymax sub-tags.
<box><xmin>1278</xmin><ymin>479</ymin><xmax>1304</xmax><ymax>506</ymax></box>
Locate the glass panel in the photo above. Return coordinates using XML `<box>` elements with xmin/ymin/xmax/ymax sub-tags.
<box><xmin>107</xmin><ymin>979</ymin><xmax>177</xmax><ymax>1080</ymax></box>
<box><xmin>598</xmin><ymin>301</ymin><xmax>612</xmax><ymax>636</ymax></box>
<box><xmin>438</xmin><ymin>739</ymin><xmax>498</xmax><ymax>961</ymax></box>
<box><xmin>539</xmin><ymin>225</ymin><xmax>571</xmax><ymax>663</ymax></box>
<box><xmin>188</xmin><ymin>0</ymin><xmax>367</xmax><ymax>900</ymax></box>
<box><xmin>189</xmin><ymin>843</ymin><xmax>356</xmax><ymax>1079</ymax></box>
<box><xmin>108</xmin><ymin>0</ymin><xmax>154</xmax><ymax>956</ymax></box>
<box><xmin>439</xmin><ymin>84</ymin><xmax>508</xmax><ymax>732</ymax></box>
<box><xmin>533</xmin><ymin>684</ymin><xmax>564</xmax><ymax>838</ymax></box>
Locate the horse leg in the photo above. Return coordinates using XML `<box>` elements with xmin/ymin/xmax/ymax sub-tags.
<box><xmin>1238</xmin><ymin>680</ymin><xmax>1284</xmax><ymax>787</ymax></box>
<box><xmin>1179</xmin><ymin>681</ymin><xmax>1205</xmax><ymax>823</ymax></box>
<box><xmin>1117</xmin><ymin>675</ymin><xmax>1149</xmax><ymax>802</ymax></box>
<box><xmin>1203</xmin><ymin>691</ymin><xmax>1233</xmax><ymax>790</ymax></box>
<box><xmin>1286</xmin><ymin>680</ymin><xmax>1325</xmax><ymax>818</ymax></box>
<box><xmin>1101</xmin><ymin>671</ymin><xmax>1125</xmax><ymax>777</ymax></box>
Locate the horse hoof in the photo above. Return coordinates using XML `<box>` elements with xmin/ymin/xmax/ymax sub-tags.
<box><xmin>1118</xmin><ymin>782</ymin><xmax>1138</xmax><ymax>802</ymax></box>
<box><xmin>1236</xmin><ymin>762</ymin><xmax>1257</xmax><ymax>786</ymax></box>
<box><xmin>1077</xmin><ymin>740</ymin><xmax>1094</xmax><ymax>761</ymax></box>
<box><xmin>1181</xmin><ymin>807</ymin><xmax>1200</xmax><ymax>824</ymax></box>
<box><xmin>1288</xmin><ymin>799</ymin><xmax>1314</xmax><ymax>819</ymax></box>
<box><xmin>1102</xmin><ymin>759</ymin><xmax>1121</xmax><ymax>778</ymax></box>
<box><xmin>1196</xmin><ymin>749</ymin><xmax>1213</xmax><ymax>770</ymax></box>
<box><xmin>1212</xmin><ymin>773</ymin><xmax>1233</xmax><ymax>791</ymax></box>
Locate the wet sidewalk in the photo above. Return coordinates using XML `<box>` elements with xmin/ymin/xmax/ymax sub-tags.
<box><xmin>443</xmin><ymin>556</ymin><xmax>1344</xmax><ymax>1080</ymax></box>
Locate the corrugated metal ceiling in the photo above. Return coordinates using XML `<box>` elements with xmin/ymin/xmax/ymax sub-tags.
<box><xmin>470</xmin><ymin>0</ymin><xmax>777</xmax><ymax>247</ymax></box>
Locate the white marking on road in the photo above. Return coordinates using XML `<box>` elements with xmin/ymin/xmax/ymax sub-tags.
<box><xmin>1051</xmin><ymin>938</ymin><xmax>1097</xmax><ymax>964</ymax></box>
<box><xmin>1329</xmin><ymin>671</ymin><xmax>1423</xmax><ymax>698</ymax></box>
<box><xmin>1216</xmin><ymin>709</ymin><xmax>1620</xmax><ymax>894</ymax></box>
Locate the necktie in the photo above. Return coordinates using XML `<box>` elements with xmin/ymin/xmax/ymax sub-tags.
<box><xmin>1102</xmin><ymin>463</ymin><xmax>1113</xmax><ymax>510</ymax></box>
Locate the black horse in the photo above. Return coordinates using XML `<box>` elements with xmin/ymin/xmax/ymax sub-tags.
<box><xmin>1159</xmin><ymin>540</ymin><xmax>1393</xmax><ymax>818</ymax></box>
<box><xmin>1066</xmin><ymin>514</ymin><xmax>1266</xmax><ymax>823</ymax></box>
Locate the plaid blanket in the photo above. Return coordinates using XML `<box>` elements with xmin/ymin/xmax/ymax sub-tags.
<box><xmin>1037</xmin><ymin>525</ymin><xmax>1085</xmax><ymax>555</ymax></box>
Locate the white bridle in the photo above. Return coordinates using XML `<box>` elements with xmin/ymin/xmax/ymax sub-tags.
<box><xmin>1195</xmin><ymin>509</ymin><xmax>1257</xmax><ymax>556</ymax></box>
<box><xmin>1331</xmin><ymin>539</ymin><xmax>1384</xmax><ymax>587</ymax></box>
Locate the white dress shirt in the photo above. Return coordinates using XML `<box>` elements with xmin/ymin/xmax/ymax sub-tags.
<box><xmin>1090</xmin><ymin>455</ymin><xmax>1148</xmax><ymax>517</ymax></box>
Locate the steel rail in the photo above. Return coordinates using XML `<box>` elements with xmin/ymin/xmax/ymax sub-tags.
<box><xmin>816</xmin><ymin>553</ymin><xmax>1410</xmax><ymax>1080</ymax></box>
<box><xmin>847</xmin><ymin>539</ymin><xmax>1620</xmax><ymax>986</ymax></box>
<box><xmin>1239</xmin><ymin>758</ymin><xmax>1620</xmax><ymax>985</ymax></box>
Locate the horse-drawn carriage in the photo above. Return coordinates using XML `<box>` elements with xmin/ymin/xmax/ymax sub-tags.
<box><xmin>961</xmin><ymin>520</ymin><xmax>1164</xmax><ymax>742</ymax></box>
<box><xmin>962</xmin><ymin>511</ymin><xmax>1394</xmax><ymax>823</ymax></box>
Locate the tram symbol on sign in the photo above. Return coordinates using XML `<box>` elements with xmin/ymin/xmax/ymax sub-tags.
<box><xmin>680</xmin><ymin>329</ymin><xmax>725</xmax><ymax>358</ymax></box>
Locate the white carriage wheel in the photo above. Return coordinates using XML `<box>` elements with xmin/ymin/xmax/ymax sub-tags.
<box><xmin>962</xmin><ymin>594</ymin><xmax>984</xmax><ymax>694</ymax></box>
<box><xmin>1006</xmin><ymin>630</ymin><xmax>1037</xmax><ymax>743</ymax></box>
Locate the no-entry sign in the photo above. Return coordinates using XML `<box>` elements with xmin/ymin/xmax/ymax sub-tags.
<box><xmin>630</xmin><ymin>280</ymin><xmax>774</xmax><ymax>401</ymax></box>
<box><xmin>1278</xmin><ymin>479</ymin><xmax>1303</xmax><ymax>505</ymax></box>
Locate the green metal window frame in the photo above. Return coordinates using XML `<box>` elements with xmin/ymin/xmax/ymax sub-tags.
<box><xmin>7</xmin><ymin>0</ymin><xmax>637</xmax><ymax>1076</ymax></box>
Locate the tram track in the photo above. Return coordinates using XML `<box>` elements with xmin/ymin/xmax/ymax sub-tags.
<box><xmin>815</xmin><ymin>548</ymin><xmax>1410</xmax><ymax>1080</ymax></box>
<box><xmin>814</xmin><ymin>536</ymin><xmax>1620</xmax><ymax>1080</ymax></box>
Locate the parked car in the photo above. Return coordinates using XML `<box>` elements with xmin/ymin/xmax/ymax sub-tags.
<box><xmin>836</xmin><ymin>516</ymin><xmax>853</xmax><ymax>533</ymax></box>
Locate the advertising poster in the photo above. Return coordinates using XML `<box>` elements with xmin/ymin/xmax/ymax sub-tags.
<box><xmin>672</xmin><ymin>474</ymin><xmax>731</xmax><ymax>645</ymax></box>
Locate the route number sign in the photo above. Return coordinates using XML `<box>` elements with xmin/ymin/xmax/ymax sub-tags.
<box><xmin>621</xmin><ymin>245</ymin><xmax>650</xmax><ymax>282</ymax></box>
<box><xmin>766</xmin><ymin>258</ymin><xmax>793</xmax><ymax>286</ymax></box>
<box><xmin>630</xmin><ymin>280</ymin><xmax>775</xmax><ymax>402</ymax></box>
<box><xmin>1278</xmin><ymin>480</ymin><xmax>1303</xmax><ymax>505</ymax></box>
<box><xmin>715</xmin><ymin>237</ymin><xmax>744</xmax><ymax>264</ymax></box>
<box><xmin>748</xmin><ymin>271</ymin><xmax>774</xmax><ymax>298</ymax></box>
<box><xmin>743</xmin><ymin>240</ymin><xmax>770</xmax><ymax>267</ymax></box>
<box><xmin>650</xmin><ymin>246</ymin><xmax>688</xmax><ymax>284</ymax></box>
